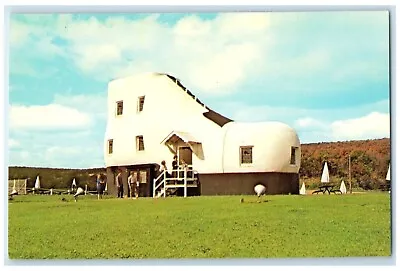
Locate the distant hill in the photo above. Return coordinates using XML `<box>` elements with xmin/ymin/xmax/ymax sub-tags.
<box><xmin>8</xmin><ymin>138</ymin><xmax>390</xmax><ymax>191</ymax></box>
<box><xmin>300</xmin><ymin>138</ymin><xmax>390</xmax><ymax>189</ymax></box>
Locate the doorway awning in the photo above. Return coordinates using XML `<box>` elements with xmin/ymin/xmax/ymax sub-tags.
<box><xmin>161</xmin><ymin>131</ymin><xmax>200</xmax><ymax>145</ymax></box>
<box><xmin>161</xmin><ymin>131</ymin><xmax>204</xmax><ymax>160</ymax></box>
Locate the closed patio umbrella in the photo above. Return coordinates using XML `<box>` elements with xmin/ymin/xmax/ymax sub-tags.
<box><xmin>299</xmin><ymin>182</ymin><xmax>306</xmax><ymax>195</ymax></box>
<box><xmin>321</xmin><ymin>162</ymin><xmax>330</xmax><ymax>183</ymax></box>
<box><xmin>340</xmin><ymin>180</ymin><xmax>347</xmax><ymax>194</ymax></box>
<box><xmin>386</xmin><ymin>164</ymin><xmax>391</xmax><ymax>193</ymax></box>
<box><xmin>71</xmin><ymin>178</ymin><xmax>77</xmax><ymax>191</ymax></box>
<box><xmin>386</xmin><ymin>164</ymin><xmax>390</xmax><ymax>181</ymax></box>
<box><xmin>34</xmin><ymin>176</ymin><xmax>41</xmax><ymax>189</ymax></box>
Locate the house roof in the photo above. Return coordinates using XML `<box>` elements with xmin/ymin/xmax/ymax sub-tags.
<box><xmin>163</xmin><ymin>73</ymin><xmax>233</xmax><ymax>127</ymax></box>
<box><xmin>161</xmin><ymin>131</ymin><xmax>200</xmax><ymax>145</ymax></box>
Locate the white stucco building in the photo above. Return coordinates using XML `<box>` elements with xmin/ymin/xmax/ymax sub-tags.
<box><xmin>104</xmin><ymin>72</ymin><xmax>301</xmax><ymax>197</ymax></box>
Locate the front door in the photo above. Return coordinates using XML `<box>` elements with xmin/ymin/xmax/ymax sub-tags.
<box><xmin>178</xmin><ymin>146</ymin><xmax>192</xmax><ymax>165</ymax></box>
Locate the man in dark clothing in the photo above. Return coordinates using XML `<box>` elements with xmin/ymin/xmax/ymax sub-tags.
<box><xmin>172</xmin><ymin>155</ymin><xmax>178</xmax><ymax>182</ymax></box>
<box><xmin>96</xmin><ymin>174</ymin><xmax>105</xmax><ymax>200</ymax></box>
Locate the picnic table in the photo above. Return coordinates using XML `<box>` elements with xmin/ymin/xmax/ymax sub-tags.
<box><xmin>312</xmin><ymin>185</ymin><xmax>342</xmax><ymax>195</ymax></box>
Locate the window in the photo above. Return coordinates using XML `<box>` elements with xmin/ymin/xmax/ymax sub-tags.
<box><xmin>290</xmin><ymin>147</ymin><xmax>298</xmax><ymax>165</ymax></box>
<box><xmin>139</xmin><ymin>170</ymin><xmax>147</xmax><ymax>183</ymax></box>
<box><xmin>137</xmin><ymin>96</ymin><xmax>145</xmax><ymax>112</ymax></box>
<box><xmin>240</xmin><ymin>146</ymin><xmax>253</xmax><ymax>164</ymax></box>
<box><xmin>108</xmin><ymin>139</ymin><xmax>113</xmax><ymax>154</ymax></box>
<box><xmin>136</xmin><ymin>136</ymin><xmax>144</xmax><ymax>151</ymax></box>
<box><xmin>116</xmin><ymin>101</ymin><xmax>123</xmax><ymax>116</ymax></box>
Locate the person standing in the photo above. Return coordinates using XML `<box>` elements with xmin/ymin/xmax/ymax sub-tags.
<box><xmin>128</xmin><ymin>171</ymin><xmax>135</xmax><ymax>198</ymax></box>
<box><xmin>96</xmin><ymin>174</ymin><xmax>105</xmax><ymax>200</ymax></box>
<box><xmin>172</xmin><ymin>155</ymin><xmax>178</xmax><ymax>180</ymax></box>
<box><xmin>160</xmin><ymin>160</ymin><xmax>168</xmax><ymax>173</ymax></box>
<box><xmin>172</xmin><ymin>155</ymin><xmax>178</xmax><ymax>178</ymax></box>
<box><xmin>135</xmin><ymin>175</ymin><xmax>140</xmax><ymax>199</ymax></box>
<box><xmin>115</xmin><ymin>171</ymin><xmax>124</xmax><ymax>198</ymax></box>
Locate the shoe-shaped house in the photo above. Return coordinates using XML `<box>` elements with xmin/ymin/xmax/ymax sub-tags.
<box><xmin>104</xmin><ymin>72</ymin><xmax>301</xmax><ymax>197</ymax></box>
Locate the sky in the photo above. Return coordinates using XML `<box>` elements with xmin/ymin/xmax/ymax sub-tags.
<box><xmin>7</xmin><ymin>11</ymin><xmax>390</xmax><ymax>169</ymax></box>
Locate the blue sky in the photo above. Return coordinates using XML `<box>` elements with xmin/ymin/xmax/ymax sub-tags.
<box><xmin>7</xmin><ymin>11</ymin><xmax>390</xmax><ymax>168</ymax></box>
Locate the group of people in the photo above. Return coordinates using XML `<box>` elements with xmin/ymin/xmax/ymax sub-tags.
<box><xmin>95</xmin><ymin>155</ymin><xmax>188</xmax><ymax>199</ymax></box>
<box><xmin>95</xmin><ymin>171</ymin><xmax>140</xmax><ymax>199</ymax></box>
<box><xmin>159</xmin><ymin>155</ymin><xmax>189</xmax><ymax>183</ymax></box>
<box><xmin>115</xmin><ymin>170</ymin><xmax>140</xmax><ymax>199</ymax></box>
<box><xmin>160</xmin><ymin>155</ymin><xmax>177</xmax><ymax>177</ymax></box>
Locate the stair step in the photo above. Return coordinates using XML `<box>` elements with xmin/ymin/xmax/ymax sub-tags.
<box><xmin>154</xmin><ymin>173</ymin><xmax>198</xmax><ymax>198</ymax></box>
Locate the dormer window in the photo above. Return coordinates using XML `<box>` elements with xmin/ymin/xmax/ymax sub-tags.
<box><xmin>137</xmin><ymin>96</ymin><xmax>145</xmax><ymax>112</ymax></box>
<box><xmin>240</xmin><ymin>146</ymin><xmax>253</xmax><ymax>164</ymax></box>
<box><xmin>116</xmin><ymin>101</ymin><xmax>123</xmax><ymax>116</ymax></box>
<box><xmin>136</xmin><ymin>136</ymin><xmax>144</xmax><ymax>151</ymax></box>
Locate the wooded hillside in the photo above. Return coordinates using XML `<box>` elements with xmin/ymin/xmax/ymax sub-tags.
<box><xmin>8</xmin><ymin>138</ymin><xmax>391</xmax><ymax>191</ymax></box>
<box><xmin>300</xmin><ymin>138</ymin><xmax>390</xmax><ymax>189</ymax></box>
<box><xmin>8</xmin><ymin>167</ymin><xmax>106</xmax><ymax>191</ymax></box>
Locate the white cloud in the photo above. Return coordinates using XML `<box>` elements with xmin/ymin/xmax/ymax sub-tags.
<box><xmin>8</xmin><ymin>138</ymin><xmax>20</xmax><ymax>148</ymax></box>
<box><xmin>45</xmin><ymin>146</ymin><xmax>81</xmax><ymax>157</ymax></box>
<box><xmin>10</xmin><ymin>61</ymin><xmax>59</xmax><ymax>78</ymax></box>
<box><xmin>286</xmin><ymin>49</ymin><xmax>331</xmax><ymax>77</ymax></box>
<box><xmin>19</xmin><ymin>151</ymin><xmax>30</xmax><ymax>159</ymax></box>
<box><xmin>8</xmin><ymin>127</ymin><xmax>106</xmax><ymax>168</ymax></box>
<box><xmin>10</xmin><ymin>18</ymin><xmax>65</xmax><ymax>57</ymax></box>
<box><xmin>217</xmin><ymin>99</ymin><xmax>389</xmax><ymax>124</ymax></box>
<box><xmin>8</xmin><ymin>129</ymin><xmax>106</xmax><ymax>168</ymax></box>
<box><xmin>73</xmin><ymin>44</ymin><xmax>122</xmax><ymax>72</ymax></box>
<box><xmin>188</xmin><ymin>42</ymin><xmax>264</xmax><ymax>93</ymax></box>
<box><xmin>331</xmin><ymin>112</ymin><xmax>390</xmax><ymax>140</ymax></box>
<box><xmin>295</xmin><ymin>117</ymin><xmax>326</xmax><ymax>129</ymax></box>
<box><xmin>42</xmin><ymin>145</ymin><xmax>105</xmax><ymax>168</ymax></box>
<box><xmin>173</xmin><ymin>15</ymin><xmax>212</xmax><ymax>38</ymax></box>
<box><xmin>9</xmin><ymin>12</ymin><xmax>388</xmax><ymax>97</ymax></box>
<box><xmin>9</xmin><ymin>19</ymin><xmax>31</xmax><ymax>46</ymax></box>
<box><xmin>8</xmin><ymin>92</ymin><xmax>107</xmax><ymax>167</ymax></box>
<box><xmin>294</xmin><ymin>112</ymin><xmax>390</xmax><ymax>143</ymax></box>
<box><xmin>11</xmin><ymin>13</ymin><xmax>274</xmax><ymax>94</ymax></box>
<box><xmin>35</xmin><ymin>36</ymin><xmax>66</xmax><ymax>57</ymax></box>
<box><xmin>10</xmin><ymin>104</ymin><xmax>92</xmax><ymax>130</ymax></box>
<box><xmin>53</xmin><ymin>93</ymin><xmax>107</xmax><ymax>119</ymax></box>
<box><xmin>212</xmin><ymin>100</ymin><xmax>390</xmax><ymax>143</ymax></box>
<box><xmin>332</xmin><ymin>60</ymin><xmax>389</xmax><ymax>82</ymax></box>
<box><xmin>215</xmin><ymin>12</ymin><xmax>271</xmax><ymax>38</ymax></box>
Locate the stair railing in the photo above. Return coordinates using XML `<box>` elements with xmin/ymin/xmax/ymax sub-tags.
<box><xmin>153</xmin><ymin>170</ymin><xmax>166</xmax><ymax>198</ymax></box>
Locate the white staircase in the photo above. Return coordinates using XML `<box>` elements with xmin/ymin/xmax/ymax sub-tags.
<box><xmin>153</xmin><ymin>167</ymin><xmax>198</xmax><ymax>198</ymax></box>
<box><xmin>156</xmin><ymin>188</ymin><xmax>166</xmax><ymax>198</ymax></box>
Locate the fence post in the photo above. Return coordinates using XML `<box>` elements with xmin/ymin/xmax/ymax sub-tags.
<box><xmin>163</xmin><ymin>170</ymin><xmax>166</xmax><ymax>198</ymax></box>
<box><xmin>184</xmin><ymin>168</ymin><xmax>187</xmax><ymax>198</ymax></box>
<box><xmin>153</xmin><ymin>178</ymin><xmax>155</xmax><ymax>198</ymax></box>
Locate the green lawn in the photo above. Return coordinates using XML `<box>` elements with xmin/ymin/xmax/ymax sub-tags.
<box><xmin>7</xmin><ymin>192</ymin><xmax>391</xmax><ymax>259</ymax></box>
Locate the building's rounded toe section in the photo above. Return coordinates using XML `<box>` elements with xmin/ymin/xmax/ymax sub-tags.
<box><xmin>222</xmin><ymin>121</ymin><xmax>301</xmax><ymax>173</ymax></box>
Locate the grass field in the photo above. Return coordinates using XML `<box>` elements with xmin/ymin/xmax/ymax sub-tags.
<box><xmin>8</xmin><ymin>192</ymin><xmax>391</xmax><ymax>259</ymax></box>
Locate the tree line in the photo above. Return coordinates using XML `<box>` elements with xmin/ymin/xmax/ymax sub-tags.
<box><xmin>8</xmin><ymin>167</ymin><xmax>106</xmax><ymax>191</ymax></box>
